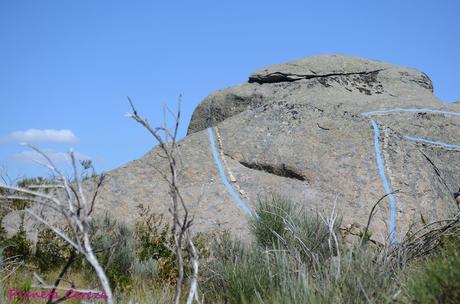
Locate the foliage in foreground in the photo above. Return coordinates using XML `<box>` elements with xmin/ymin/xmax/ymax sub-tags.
<box><xmin>401</xmin><ymin>232</ymin><xmax>460</xmax><ymax>304</ymax></box>
<box><xmin>0</xmin><ymin>204</ymin><xmax>210</xmax><ymax>302</ymax></box>
<box><xmin>202</xmin><ymin>196</ymin><xmax>395</xmax><ymax>303</ymax></box>
<box><xmin>201</xmin><ymin>196</ymin><xmax>460</xmax><ymax>304</ymax></box>
<box><xmin>0</xmin><ymin>195</ymin><xmax>459</xmax><ymax>303</ymax></box>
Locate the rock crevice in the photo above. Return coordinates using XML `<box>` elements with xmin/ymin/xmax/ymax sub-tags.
<box><xmin>238</xmin><ymin>160</ymin><xmax>307</xmax><ymax>182</ymax></box>
<box><xmin>187</xmin><ymin>55</ymin><xmax>436</xmax><ymax>135</ymax></box>
<box><xmin>248</xmin><ymin>69</ymin><xmax>386</xmax><ymax>84</ymax></box>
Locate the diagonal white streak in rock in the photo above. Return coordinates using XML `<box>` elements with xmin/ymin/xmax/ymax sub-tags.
<box><xmin>361</xmin><ymin>108</ymin><xmax>460</xmax><ymax>117</ymax></box>
<box><xmin>403</xmin><ymin>136</ymin><xmax>460</xmax><ymax>150</ymax></box>
<box><xmin>364</xmin><ymin>107</ymin><xmax>460</xmax><ymax>246</ymax></box>
<box><xmin>207</xmin><ymin>127</ymin><xmax>255</xmax><ymax>217</ymax></box>
<box><xmin>370</xmin><ymin>120</ymin><xmax>398</xmax><ymax>246</ymax></box>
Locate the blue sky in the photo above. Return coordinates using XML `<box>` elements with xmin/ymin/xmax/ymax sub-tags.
<box><xmin>1</xmin><ymin>0</ymin><xmax>459</xmax><ymax>179</ymax></box>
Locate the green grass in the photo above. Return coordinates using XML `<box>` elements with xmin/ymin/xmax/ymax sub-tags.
<box><xmin>1</xmin><ymin>196</ymin><xmax>459</xmax><ymax>303</ymax></box>
<box><xmin>401</xmin><ymin>233</ymin><xmax>460</xmax><ymax>304</ymax></box>
<box><xmin>203</xmin><ymin>196</ymin><xmax>399</xmax><ymax>303</ymax></box>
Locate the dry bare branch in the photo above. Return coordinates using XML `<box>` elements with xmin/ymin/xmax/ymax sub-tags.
<box><xmin>128</xmin><ymin>97</ymin><xmax>200</xmax><ymax>304</ymax></box>
<box><xmin>0</xmin><ymin>148</ymin><xmax>114</xmax><ymax>303</ymax></box>
<box><xmin>319</xmin><ymin>196</ymin><xmax>341</xmax><ymax>278</ymax></box>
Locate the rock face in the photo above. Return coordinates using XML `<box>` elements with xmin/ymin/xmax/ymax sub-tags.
<box><xmin>7</xmin><ymin>55</ymin><xmax>459</xmax><ymax>244</ymax></box>
<box><xmin>187</xmin><ymin>55</ymin><xmax>436</xmax><ymax>135</ymax></box>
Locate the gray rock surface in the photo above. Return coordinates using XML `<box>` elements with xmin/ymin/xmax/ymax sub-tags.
<box><xmin>5</xmin><ymin>55</ymin><xmax>460</xmax><ymax>244</ymax></box>
<box><xmin>187</xmin><ymin>55</ymin><xmax>437</xmax><ymax>135</ymax></box>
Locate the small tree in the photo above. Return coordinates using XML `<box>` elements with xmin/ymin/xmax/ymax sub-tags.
<box><xmin>0</xmin><ymin>148</ymin><xmax>113</xmax><ymax>303</ymax></box>
<box><xmin>127</xmin><ymin>97</ymin><xmax>200</xmax><ymax>304</ymax></box>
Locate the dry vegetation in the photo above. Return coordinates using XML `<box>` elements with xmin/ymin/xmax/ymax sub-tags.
<box><xmin>1</xmin><ymin>194</ymin><xmax>459</xmax><ymax>303</ymax></box>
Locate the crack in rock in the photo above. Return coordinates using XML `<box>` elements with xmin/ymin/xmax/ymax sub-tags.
<box><xmin>248</xmin><ymin>69</ymin><xmax>386</xmax><ymax>84</ymax></box>
<box><xmin>238</xmin><ymin>161</ymin><xmax>307</xmax><ymax>182</ymax></box>
<box><xmin>419</xmin><ymin>149</ymin><xmax>451</xmax><ymax>193</ymax></box>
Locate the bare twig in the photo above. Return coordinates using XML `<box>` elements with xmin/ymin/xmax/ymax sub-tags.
<box><xmin>128</xmin><ymin>97</ymin><xmax>200</xmax><ymax>304</ymax></box>
<box><xmin>319</xmin><ymin>196</ymin><xmax>341</xmax><ymax>278</ymax></box>
<box><xmin>361</xmin><ymin>190</ymin><xmax>400</xmax><ymax>246</ymax></box>
<box><xmin>0</xmin><ymin>149</ymin><xmax>114</xmax><ymax>303</ymax></box>
<box><xmin>46</xmin><ymin>249</ymin><xmax>77</xmax><ymax>304</ymax></box>
<box><xmin>88</xmin><ymin>173</ymin><xmax>105</xmax><ymax>216</ymax></box>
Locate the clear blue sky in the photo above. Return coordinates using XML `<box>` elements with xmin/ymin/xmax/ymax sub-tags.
<box><xmin>1</xmin><ymin>0</ymin><xmax>459</xmax><ymax>179</ymax></box>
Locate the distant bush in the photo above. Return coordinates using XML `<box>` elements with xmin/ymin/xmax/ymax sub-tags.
<box><xmin>0</xmin><ymin>217</ymin><xmax>7</xmax><ymax>246</ymax></box>
<box><xmin>131</xmin><ymin>256</ymin><xmax>159</xmax><ymax>280</ymax></box>
<box><xmin>34</xmin><ymin>227</ymin><xmax>73</xmax><ymax>272</ymax></box>
<box><xmin>133</xmin><ymin>205</ymin><xmax>176</xmax><ymax>283</ymax></box>
<box><xmin>2</xmin><ymin>215</ymin><xmax>32</xmax><ymax>263</ymax></box>
<box><xmin>81</xmin><ymin>207</ymin><xmax>211</xmax><ymax>291</ymax></box>
<box><xmin>88</xmin><ymin>213</ymin><xmax>137</xmax><ymax>291</ymax></box>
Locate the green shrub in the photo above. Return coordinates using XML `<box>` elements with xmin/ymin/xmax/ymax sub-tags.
<box><xmin>325</xmin><ymin>246</ymin><xmax>398</xmax><ymax>304</ymax></box>
<box><xmin>34</xmin><ymin>227</ymin><xmax>73</xmax><ymax>272</ymax></box>
<box><xmin>251</xmin><ymin>195</ymin><xmax>338</xmax><ymax>266</ymax></box>
<box><xmin>251</xmin><ymin>195</ymin><xmax>294</xmax><ymax>247</ymax></box>
<box><xmin>204</xmin><ymin>196</ymin><xmax>334</xmax><ymax>303</ymax></box>
<box><xmin>3</xmin><ymin>215</ymin><xmax>32</xmax><ymax>263</ymax></box>
<box><xmin>402</xmin><ymin>239</ymin><xmax>460</xmax><ymax>303</ymax></box>
<box><xmin>203</xmin><ymin>232</ymin><xmax>267</xmax><ymax>303</ymax></box>
<box><xmin>0</xmin><ymin>219</ymin><xmax>7</xmax><ymax>246</ymax></box>
<box><xmin>131</xmin><ymin>256</ymin><xmax>159</xmax><ymax>280</ymax></box>
<box><xmin>203</xmin><ymin>196</ymin><xmax>399</xmax><ymax>304</ymax></box>
<box><xmin>133</xmin><ymin>205</ymin><xmax>176</xmax><ymax>283</ymax></box>
<box><xmin>204</xmin><ymin>234</ymin><xmax>327</xmax><ymax>303</ymax></box>
<box><xmin>293</xmin><ymin>206</ymin><xmax>339</xmax><ymax>265</ymax></box>
<box><xmin>89</xmin><ymin>214</ymin><xmax>136</xmax><ymax>291</ymax></box>
<box><xmin>134</xmin><ymin>206</ymin><xmax>171</xmax><ymax>262</ymax></box>
<box><xmin>87</xmin><ymin>208</ymin><xmax>210</xmax><ymax>290</ymax></box>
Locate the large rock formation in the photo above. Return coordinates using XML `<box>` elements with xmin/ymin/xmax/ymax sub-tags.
<box><xmin>6</xmin><ymin>55</ymin><xmax>460</xmax><ymax>243</ymax></box>
<box><xmin>187</xmin><ymin>55</ymin><xmax>437</xmax><ymax>135</ymax></box>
